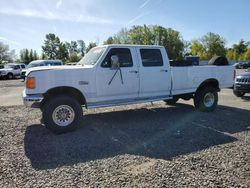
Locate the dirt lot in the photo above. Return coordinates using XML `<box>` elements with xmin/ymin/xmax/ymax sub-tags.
<box><xmin>0</xmin><ymin>79</ymin><xmax>24</xmax><ymax>106</ymax></box>
<box><xmin>0</xmin><ymin>76</ymin><xmax>250</xmax><ymax>187</ymax></box>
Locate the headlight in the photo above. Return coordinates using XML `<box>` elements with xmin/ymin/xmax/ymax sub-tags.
<box><xmin>26</xmin><ymin>77</ymin><xmax>36</xmax><ymax>89</ymax></box>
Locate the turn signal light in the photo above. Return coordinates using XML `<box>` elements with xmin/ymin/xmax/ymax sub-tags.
<box><xmin>26</xmin><ymin>77</ymin><xmax>36</xmax><ymax>89</ymax></box>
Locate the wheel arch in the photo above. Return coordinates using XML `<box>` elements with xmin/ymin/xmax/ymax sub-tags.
<box><xmin>196</xmin><ymin>79</ymin><xmax>220</xmax><ymax>93</ymax></box>
<box><xmin>41</xmin><ymin>86</ymin><xmax>87</xmax><ymax>108</ymax></box>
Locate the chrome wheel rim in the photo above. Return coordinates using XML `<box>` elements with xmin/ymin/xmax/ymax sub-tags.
<box><xmin>52</xmin><ymin>105</ymin><xmax>75</xmax><ymax>127</ymax></box>
<box><xmin>203</xmin><ymin>92</ymin><xmax>215</xmax><ymax>108</ymax></box>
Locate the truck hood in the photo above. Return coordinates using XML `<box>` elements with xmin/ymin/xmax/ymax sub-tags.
<box><xmin>237</xmin><ymin>70</ymin><xmax>250</xmax><ymax>77</ymax></box>
<box><xmin>26</xmin><ymin>65</ymin><xmax>93</xmax><ymax>76</ymax></box>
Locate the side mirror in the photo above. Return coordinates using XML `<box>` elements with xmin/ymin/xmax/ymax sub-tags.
<box><xmin>110</xmin><ymin>55</ymin><xmax>119</xmax><ymax>69</ymax></box>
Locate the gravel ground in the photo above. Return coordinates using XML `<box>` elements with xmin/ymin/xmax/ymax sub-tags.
<box><xmin>0</xmin><ymin>88</ymin><xmax>250</xmax><ymax>187</ymax></box>
<box><xmin>0</xmin><ymin>79</ymin><xmax>24</xmax><ymax>106</ymax></box>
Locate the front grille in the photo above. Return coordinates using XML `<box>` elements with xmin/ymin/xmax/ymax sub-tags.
<box><xmin>236</xmin><ymin>77</ymin><xmax>250</xmax><ymax>84</ymax></box>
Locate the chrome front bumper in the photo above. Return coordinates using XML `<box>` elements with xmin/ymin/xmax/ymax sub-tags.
<box><xmin>22</xmin><ymin>90</ymin><xmax>44</xmax><ymax>108</ymax></box>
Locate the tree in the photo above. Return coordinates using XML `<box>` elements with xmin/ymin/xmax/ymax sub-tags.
<box><xmin>114</xmin><ymin>28</ymin><xmax>129</xmax><ymax>44</ymax></box>
<box><xmin>232</xmin><ymin>39</ymin><xmax>249</xmax><ymax>55</ymax></box>
<box><xmin>42</xmin><ymin>33</ymin><xmax>61</xmax><ymax>59</ymax></box>
<box><xmin>41</xmin><ymin>53</ymin><xmax>47</xmax><ymax>60</ymax></box>
<box><xmin>33</xmin><ymin>50</ymin><xmax>38</xmax><ymax>60</ymax></box>
<box><xmin>77</xmin><ymin>40</ymin><xmax>86</xmax><ymax>57</ymax></box>
<box><xmin>57</xmin><ymin>43</ymin><xmax>69</xmax><ymax>62</ymax></box>
<box><xmin>104</xmin><ymin>25</ymin><xmax>184</xmax><ymax>60</ymax></box>
<box><xmin>226</xmin><ymin>48</ymin><xmax>237</xmax><ymax>60</ymax></box>
<box><xmin>69</xmin><ymin>41</ymin><xmax>78</xmax><ymax>53</ymax></box>
<box><xmin>190</xmin><ymin>40</ymin><xmax>206</xmax><ymax>59</ymax></box>
<box><xmin>68</xmin><ymin>52</ymin><xmax>80</xmax><ymax>62</ymax></box>
<box><xmin>0</xmin><ymin>42</ymin><xmax>16</xmax><ymax>63</ymax></box>
<box><xmin>86</xmin><ymin>42</ymin><xmax>97</xmax><ymax>53</ymax></box>
<box><xmin>183</xmin><ymin>40</ymin><xmax>191</xmax><ymax>56</ymax></box>
<box><xmin>128</xmin><ymin>25</ymin><xmax>184</xmax><ymax>59</ymax></box>
<box><xmin>190</xmin><ymin>32</ymin><xmax>226</xmax><ymax>60</ymax></box>
<box><xmin>20</xmin><ymin>49</ymin><xmax>39</xmax><ymax>64</ymax></box>
<box><xmin>243</xmin><ymin>48</ymin><xmax>250</xmax><ymax>60</ymax></box>
<box><xmin>103</xmin><ymin>37</ymin><xmax>115</xmax><ymax>45</ymax></box>
<box><xmin>151</xmin><ymin>25</ymin><xmax>184</xmax><ymax>60</ymax></box>
<box><xmin>24</xmin><ymin>49</ymin><xmax>29</xmax><ymax>64</ymax></box>
<box><xmin>29</xmin><ymin>49</ymin><xmax>33</xmax><ymax>62</ymax></box>
<box><xmin>104</xmin><ymin>28</ymin><xmax>129</xmax><ymax>44</ymax></box>
<box><xmin>128</xmin><ymin>25</ymin><xmax>150</xmax><ymax>44</ymax></box>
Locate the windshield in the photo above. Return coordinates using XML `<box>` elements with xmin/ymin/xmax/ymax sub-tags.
<box><xmin>27</xmin><ymin>62</ymin><xmax>44</xmax><ymax>68</ymax></box>
<box><xmin>79</xmin><ymin>47</ymin><xmax>106</xmax><ymax>65</ymax></box>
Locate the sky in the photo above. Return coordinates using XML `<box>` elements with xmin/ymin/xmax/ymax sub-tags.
<box><xmin>0</xmin><ymin>0</ymin><xmax>249</xmax><ymax>55</ymax></box>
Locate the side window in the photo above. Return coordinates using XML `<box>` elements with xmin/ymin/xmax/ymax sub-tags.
<box><xmin>53</xmin><ymin>62</ymin><xmax>62</xmax><ymax>65</ymax></box>
<box><xmin>44</xmin><ymin>62</ymin><xmax>51</xmax><ymax>66</ymax></box>
<box><xmin>140</xmin><ymin>49</ymin><xmax>163</xmax><ymax>67</ymax></box>
<box><xmin>21</xmin><ymin>65</ymin><xmax>25</xmax><ymax>69</ymax></box>
<box><xmin>101</xmin><ymin>48</ymin><xmax>133</xmax><ymax>68</ymax></box>
<box><xmin>14</xmin><ymin>65</ymin><xmax>20</xmax><ymax>70</ymax></box>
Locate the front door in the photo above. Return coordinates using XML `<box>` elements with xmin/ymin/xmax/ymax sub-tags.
<box><xmin>96</xmin><ymin>47</ymin><xmax>139</xmax><ymax>102</ymax></box>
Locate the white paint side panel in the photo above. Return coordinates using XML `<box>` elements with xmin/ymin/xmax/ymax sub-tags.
<box><xmin>171</xmin><ymin>65</ymin><xmax>234</xmax><ymax>95</ymax></box>
<box><xmin>95</xmin><ymin>47</ymin><xmax>140</xmax><ymax>102</ymax></box>
<box><xmin>26</xmin><ymin>66</ymin><xmax>96</xmax><ymax>102</ymax></box>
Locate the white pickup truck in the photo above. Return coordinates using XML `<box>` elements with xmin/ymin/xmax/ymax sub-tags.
<box><xmin>23</xmin><ymin>45</ymin><xmax>235</xmax><ymax>133</ymax></box>
<box><xmin>0</xmin><ymin>63</ymin><xmax>26</xmax><ymax>79</ymax></box>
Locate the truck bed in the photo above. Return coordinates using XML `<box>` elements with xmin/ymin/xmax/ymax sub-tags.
<box><xmin>171</xmin><ymin>65</ymin><xmax>234</xmax><ymax>95</ymax></box>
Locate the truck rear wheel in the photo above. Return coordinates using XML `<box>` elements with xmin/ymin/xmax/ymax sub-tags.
<box><xmin>194</xmin><ymin>87</ymin><xmax>218</xmax><ymax>112</ymax></box>
<box><xmin>42</xmin><ymin>95</ymin><xmax>83</xmax><ymax>134</ymax></box>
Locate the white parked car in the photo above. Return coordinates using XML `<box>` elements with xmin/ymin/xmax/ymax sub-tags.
<box><xmin>21</xmin><ymin>60</ymin><xmax>63</xmax><ymax>80</ymax></box>
<box><xmin>23</xmin><ymin>45</ymin><xmax>235</xmax><ymax>133</ymax></box>
<box><xmin>0</xmin><ymin>63</ymin><xmax>26</xmax><ymax>79</ymax></box>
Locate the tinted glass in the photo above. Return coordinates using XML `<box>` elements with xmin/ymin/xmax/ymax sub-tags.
<box><xmin>102</xmin><ymin>48</ymin><xmax>133</xmax><ymax>68</ymax></box>
<box><xmin>53</xmin><ymin>62</ymin><xmax>62</xmax><ymax>65</ymax></box>
<box><xmin>140</xmin><ymin>49</ymin><xmax>163</xmax><ymax>67</ymax></box>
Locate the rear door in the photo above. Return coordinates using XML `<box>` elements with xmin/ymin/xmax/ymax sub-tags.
<box><xmin>137</xmin><ymin>47</ymin><xmax>171</xmax><ymax>98</ymax></box>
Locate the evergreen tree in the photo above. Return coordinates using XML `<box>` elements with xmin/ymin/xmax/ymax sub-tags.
<box><xmin>42</xmin><ymin>33</ymin><xmax>61</xmax><ymax>59</ymax></box>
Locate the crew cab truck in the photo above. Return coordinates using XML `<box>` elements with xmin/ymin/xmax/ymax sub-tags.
<box><xmin>23</xmin><ymin>45</ymin><xmax>235</xmax><ymax>133</ymax></box>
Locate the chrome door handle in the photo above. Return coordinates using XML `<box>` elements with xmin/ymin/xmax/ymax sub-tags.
<box><xmin>129</xmin><ymin>70</ymin><xmax>138</xmax><ymax>73</ymax></box>
<box><xmin>160</xmin><ymin>69</ymin><xmax>168</xmax><ymax>72</ymax></box>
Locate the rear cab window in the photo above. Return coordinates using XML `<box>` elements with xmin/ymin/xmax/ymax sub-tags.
<box><xmin>101</xmin><ymin>48</ymin><xmax>133</xmax><ymax>68</ymax></box>
<box><xmin>140</xmin><ymin>49</ymin><xmax>163</xmax><ymax>67</ymax></box>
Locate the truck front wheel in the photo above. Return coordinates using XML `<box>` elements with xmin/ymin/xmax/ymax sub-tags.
<box><xmin>42</xmin><ymin>95</ymin><xmax>83</xmax><ymax>134</ymax></box>
<box><xmin>233</xmin><ymin>90</ymin><xmax>245</xmax><ymax>97</ymax></box>
<box><xmin>194</xmin><ymin>87</ymin><xmax>218</xmax><ymax>112</ymax></box>
<box><xmin>7</xmin><ymin>73</ymin><xmax>14</xmax><ymax>80</ymax></box>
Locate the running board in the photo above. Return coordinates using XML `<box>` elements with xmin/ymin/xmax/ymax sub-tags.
<box><xmin>87</xmin><ymin>95</ymin><xmax>172</xmax><ymax>109</ymax></box>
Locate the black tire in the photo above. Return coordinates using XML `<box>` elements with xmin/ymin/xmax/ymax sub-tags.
<box><xmin>7</xmin><ymin>73</ymin><xmax>14</xmax><ymax>80</ymax></box>
<box><xmin>208</xmin><ymin>56</ymin><xmax>229</xmax><ymax>66</ymax></box>
<box><xmin>164</xmin><ymin>97</ymin><xmax>179</xmax><ymax>105</ymax></box>
<box><xmin>42</xmin><ymin>95</ymin><xmax>83</xmax><ymax>134</ymax></box>
<box><xmin>233</xmin><ymin>90</ymin><xmax>245</xmax><ymax>97</ymax></box>
<box><xmin>194</xmin><ymin>87</ymin><xmax>218</xmax><ymax>112</ymax></box>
